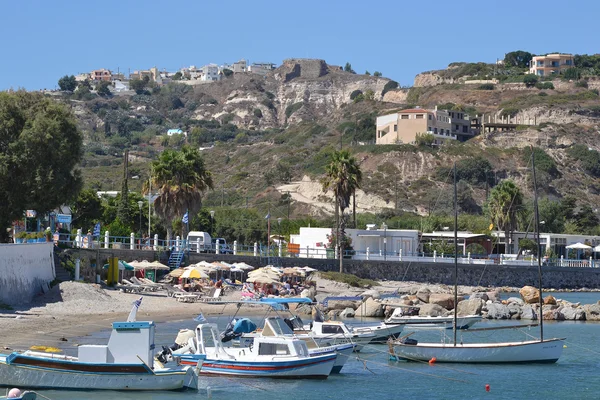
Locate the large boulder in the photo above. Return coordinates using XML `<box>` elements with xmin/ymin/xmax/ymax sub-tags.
<box><xmin>584</xmin><ymin>303</ymin><xmax>600</xmax><ymax>321</ymax></box>
<box><xmin>507</xmin><ymin>303</ymin><xmax>522</xmax><ymax>319</ymax></box>
<box><xmin>361</xmin><ymin>289</ymin><xmax>381</xmax><ymax>300</ymax></box>
<box><xmin>457</xmin><ymin>298</ymin><xmax>484</xmax><ymax>316</ymax></box>
<box><xmin>558</xmin><ymin>306</ymin><xmax>586</xmax><ymax>321</ymax></box>
<box><xmin>326</xmin><ymin>300</ymin><xmax>361</xmax><ymax>311</ymax></box>
<box><xmin>418</xmin><ymin>303</ymin><xmax>446</xmax><ymax>317</ymax></box>
<box><xmin>485</xmin><ymin>303</ymin><xmax>510</xmax><ymax>319</ymax></box>
<box><xmin>355</xmin><ymin>297</ymin><xmax>384</xmax><ymax>318</ymax></box>
<box><xmin>543</xmin><ymin>295</ymin><xmax>557</xmax><ymax>305</ymax></box>
<box><xmin>506</xmin><ymin>297</ymin><xmax>524</xmax><ymax>306</ymax></box>
<box><xmin>340</xmin><ymin>307</ymin><xmax>355</xmax><ymax>318</ymax></box>
<box><xmin>542</xmin><ymin>305</ymin><xmax>559</xmax><ymax>320</ymax></box>
<box><xmin>301</xmin><ymin>286</ymin><xmax>317</xmax><ymax>301</ymax></box>
<box><xmin>469</xmin><ymin>292</ymin><xmax>489</xmax><ymax>302</ymax></box>
<box><xmin>416</xmin><ymin>288</ymin><xmax>431</xmax><ymax>303</ymax></box>
<box><xmin>428</xmin><ymin>293</ymin><xmax>455</xmax><ymax>310</ymax></box>
<box><xmin>486</xmin><ymin>289</ymin><xmax>501</xmax><ymax>303</ymax></box>
<box><xmin>519</xmin><ymin>286</ymin><xmax>540</xmax><ymax>304</ymax></box>
<box><xmin>520</xmin><ymin>304</ymin><xmax>537</xmax><ymax>320</ymax></box>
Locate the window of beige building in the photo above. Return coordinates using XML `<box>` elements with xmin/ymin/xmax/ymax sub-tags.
<box><xmin>393</xmin><ymin>124</ymin><xmax>397</xmax><ymax>132</ymax></box>
<box><xmin>416</xmin><ymin>114</ymin><xmax>424</xmax><ymax>119</ymax></box>
<box><xmin>401</xmin><ymin>114</ymin><xmax>409</xmax><ymax>119</ymax></box>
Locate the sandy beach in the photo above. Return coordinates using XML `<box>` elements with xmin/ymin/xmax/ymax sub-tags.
<box><xmin>0</xmin><ymin>276</ymin><xmax>517</xmax><ymax>352</ymax></box>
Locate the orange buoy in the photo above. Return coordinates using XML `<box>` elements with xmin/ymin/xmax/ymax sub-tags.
<box><xmin>485</xmin><ymin>384</ymin><xmax>491</xmax><ymax>392</ymax></box>
<box><xmin>428</xmin><ymin>357</ymin><xmax>437</xmax><ymax>364</ymax></box>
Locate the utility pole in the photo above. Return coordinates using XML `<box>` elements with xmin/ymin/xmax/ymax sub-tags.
<box><xmin>221</xmin><ymin>184</ymin><xmax>224</xmax><ymax>207</ymax></box>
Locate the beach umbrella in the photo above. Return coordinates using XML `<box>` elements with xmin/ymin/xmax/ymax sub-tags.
<box><xmin>190</xmin><ymin>266</ymin><xmax>210</xmax><ymax>279</ymax></box>
<box><xmin>169</xmin><ymin>268</ymin><xmax>185</xmax><ymax>278</ymax></box>
<box><xmin>233</xmin><ymin>262</ymin><xmax>255</xmax><ymax>271</ymax></box>
<box><xmin>148</xmin><ymin>261</ymin><xmax>170</xmax><ymax>270</ymax></box>
<box><xmin>246</xmin><ymin>275</ymin><xmax>280</xmax><ymax>285</ymax></box>
<box><xmin>593</xmin><ymin>245</ymin><xmax>600</xmax><ymax>252</ymax></box>
<box><xmin>102</xmin><ymin>260</ymin><xmax>134</xmax><ymax>271</ymax></box>
<box><xmin>566</xmin><ymin>242</ymin><xmax>592</xmax><ymax>250</ymax></box>
<box><xmin>181</xmin><ymin>267</ymin><xmax>207</xmax><ymax>280</ymax></box>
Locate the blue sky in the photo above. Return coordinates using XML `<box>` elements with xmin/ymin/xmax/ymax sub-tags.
<box><xmin>1</xmin><ymin>0</ymin><xmax>596</xmax><ymax>91</ymax></box>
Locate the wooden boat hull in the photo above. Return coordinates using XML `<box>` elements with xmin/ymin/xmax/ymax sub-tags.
<box><xmin>179</xmin><ymin>353</ymin><xmax>336</xmax><ymax>379</ymax></box>
<box><xmin>385</xmin><ymin>315</ymin><xmax>482</xmax><ymax>330</ymax></box>
<box><xmin>390</xmin><ymin>338</ymin><xmax>564</xmax><ymax>363</ymax></box>
<box><xmin>0</xmin><ymin>354</ymin><xmax>197</xmax><ymax>391</ymax></box>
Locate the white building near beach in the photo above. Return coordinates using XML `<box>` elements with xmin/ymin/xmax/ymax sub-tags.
<box><xmin>289</xmin><ymin>226</ymin><xmax>420</xmax><ymax>259</ymax></box>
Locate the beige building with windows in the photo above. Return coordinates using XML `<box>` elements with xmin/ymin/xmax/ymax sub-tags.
<box><xmin>529</xmin><ymin>53</ymin><xmax>574</xmax><ymax>76</ymax></box>
<box><xmin>376</xmin><ymin>107</ymin><xmax>472</xmax><ymax>145</ymax></box>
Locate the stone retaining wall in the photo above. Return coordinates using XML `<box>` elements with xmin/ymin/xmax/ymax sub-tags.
<box><xmin>69</xmin><ymin>248</ymin><xmax>600</xmax><ymax>289</ymax></box>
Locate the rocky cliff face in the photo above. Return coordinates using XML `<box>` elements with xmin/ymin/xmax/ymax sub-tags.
<box><xmin>190</xmin><ymin>59</ymin><xmax>392</xmax><ymax>129</ymax></box>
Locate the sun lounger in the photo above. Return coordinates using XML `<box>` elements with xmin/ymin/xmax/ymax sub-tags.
<box><xmin>175</xmin><ymin>293</ymin><xmax>203</xmax><ymax>303</ymax></box>
<box><xmin>120</xmin><ymin>279</ymin><xmax>143</xmax><ymax>293</ymax></box>
<box><xmin>166</xmin><ymin>285</ymin><xmax>188</xmax><ymax>298</ymax></box>
<box><xmin>130</xmin><ymin>276</ymin><xmax>159</xmax><ymax>292</ymax></box>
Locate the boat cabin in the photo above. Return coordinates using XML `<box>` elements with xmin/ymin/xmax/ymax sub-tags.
<box><xmin>77</xmin><ymin>321</ymin><xmax>155</xmax><ymax>368</ymax></box>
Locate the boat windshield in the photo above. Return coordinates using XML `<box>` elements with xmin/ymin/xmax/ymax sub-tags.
<box><xmin>258</xmin><ymin>342</ymin><xmax>291</xmax><ymax>356</ymax></box>
<box><xmin>265</xmin><ymin>317</ymin><xmax>294</xmax><ymax>336</ymax></box>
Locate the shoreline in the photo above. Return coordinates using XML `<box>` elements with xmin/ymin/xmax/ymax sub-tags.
<box><xmin>1</xmin><ymin>278</ymin><xmax>598</xmax><ymax>352</ymax></box>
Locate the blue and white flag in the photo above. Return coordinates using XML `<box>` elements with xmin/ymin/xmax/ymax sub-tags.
<box><xmin>182</xmin><ymin>211</ymin><xmax>189</xmax><ymax>224</ymax></box>
<box><xmin>93</xmin><ymin>222</ymin><xmax>101</xmax><ymax>237</ymax></box>
<box><xmin>264</xmin><ymin>212</ymin><xmax>270</xmax><ymax>220</ymax></box>
<box><xmin>193</xmin><ymin>313</ymin><xmax>207</xmax><ymax>323</ymax></box>
<box><xmin>127</xmin><ymin>297</ymin><xmax>143</xmax><ymax>322</ymax></box>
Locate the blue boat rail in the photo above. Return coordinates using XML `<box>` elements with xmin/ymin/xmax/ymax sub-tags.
<box><xmin>19</xmin><ymin>229</ymin><xmax>599</xmax><ymax>268</ymax></box>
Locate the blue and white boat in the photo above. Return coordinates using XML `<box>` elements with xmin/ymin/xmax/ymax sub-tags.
<box><xmin>0</xmin><ymin>300</ymin><xmax>200</xmax><ymax>391</ymax></box>
<box><xmin>0</xmin><ymin>388</ymin><xmax>36</xmax><ymax>399</ymax></box>
<box><xmin>175</xmin><ymin>323</ymin><xmax>336</xmax><ymax>379</ymax></box>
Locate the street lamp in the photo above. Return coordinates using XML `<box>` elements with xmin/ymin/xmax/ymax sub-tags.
<box><xmin>382</xmin><ymin>222</ymin><xmax>387</xmax><ymax>261</ymax></box>
<box><xmin>137</xmin><ymin>200</ymin><xmax>143</xmax><ymax>238</ymax></box>
<box><xmin>210</xmin><ymin>210</ymin><xmax>215</xmax><ymax>237</ymax></box>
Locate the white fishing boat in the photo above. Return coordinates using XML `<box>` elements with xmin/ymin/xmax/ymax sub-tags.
<box><xmin>237</xmin><ymin>316</ymin><xmax>355</xmax><ymax>373</ymax></box>
<box><xmin>390</xmin><ymin>158</ymin><xmax>565</xmax><ymax>364</ymax></box>
<box><xmin>0</xmin><ymin>388</ymin><xmax>36</xmax><ymax>399</ymax></box>
<box><xmin>173</xmin><ymin>323</ymin><xmax>336</xmax><ymax>379</ymax></box>
<box><xmin>0</xmin><ymin>299</ymin><xmax>201</xmax><ymax>390</ymax></box>
<box><xmin>384</xmin><ymin>311</ymin><xmax>482</xmax><ymax>330</ymax></box>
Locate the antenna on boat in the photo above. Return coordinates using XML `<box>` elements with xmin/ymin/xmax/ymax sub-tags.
<box><xmin>530</xmin><ymin>146</ymin><xmax>544</xmax><ymax>341</ymax></box>
<box><xmin>453</xmin><ymin>162</ymin><xmax>458</xmax><ymax>347</ymax></box>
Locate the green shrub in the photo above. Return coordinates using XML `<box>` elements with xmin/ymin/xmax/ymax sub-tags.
<box><xmin>319</xmin><ymin>271</ymin><xmax>379</xmax><ymax>287</ymax></box>
<box><xmin>253</xmin><ymin>108</ymin><xmax>263</xmax><ymax>118</ymax></box>
<box><xmin>566</xmin><ymin>144</ymin><xmax>600</xmax><ymax>177</ymax></box>
<box><xmin>575</xmin><ymin>80</ymin><xmax>589</xmax><ymax>88</ymax></box>
<box><xmin>477</xmin><ymin>83</ymin><xmax>495</xmax><ymax>90</ymax></box>
<box><xmin>501</xmin><ymin>107</ymin><xmax>520</xmax><ymax>117</ymax></box>
<box><xmin>538</xmin><ymin>92</ymin><xmax>548</xmax><ymax>96</ymax></box>
<box><xmin>522</xmin><ymin>147</ymin><xmax>559</xmax><ymax>177</ymax></box>
<box><xmin>535</xmin><ymin>82</ymin><xmax>554</xmax><ymax>90</ymax></box>
<box><xmin>350</xmin><ymin>90</ymin><xmax>363</xmax><ymax>100</ymax></box>
<box><xmin>523</xmin><ymin>74</ymin><xmax>538</xmax><ymax>88</ymax></box>
<box><xmin>285</xmin><ymin>102</ymin><xmax>303</xmax><ymax>118</ymax></box>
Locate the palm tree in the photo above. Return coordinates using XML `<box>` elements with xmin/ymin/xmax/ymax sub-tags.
<box><xmin>487</xmin><ymin>180</ymin><xmax>523</xmax><ymax>254</ymax></box>
<box><xmin>321</xmin><ymin>149</ymin><xmax>362</xmax><ymax>272</ymax></box>
<box><xmin>146</xmin><ymin>146</ymin><xmax>213</xmax><ymax>241</ymax></box>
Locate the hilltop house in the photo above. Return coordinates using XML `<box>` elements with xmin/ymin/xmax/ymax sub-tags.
<box><xmin>167</xmin><ymin>128</ymin><xmax>185</xmax><ymax>136</ymax></box>
<box><xmin>376</xmin><ymin>107</ymin><xmax>473</xmax><ymax>145</ymax></box>
<box><xmin>90</xmin><ymin>69</ymin><xmax>112</xmax><ymax>81</ymax></box>
<box><xmin>529</xmin><ymin>53</ymin><xmax>574</xmax><ymax>76</ymax></box>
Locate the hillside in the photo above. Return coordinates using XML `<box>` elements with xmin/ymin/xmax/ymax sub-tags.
<box><xmin>58</xmin><ymin>59</ymin><xmax>600</xmax><ymax>231</ymax></box>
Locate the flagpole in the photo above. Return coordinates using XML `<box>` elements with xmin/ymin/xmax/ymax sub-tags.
<box><xmin>267</xmin><ymin>209</ymin><xmax>271</xmax><ymax>263</ymax></box>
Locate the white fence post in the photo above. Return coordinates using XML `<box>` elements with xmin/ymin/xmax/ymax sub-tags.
<box><xmin>176</xmin><ymin>236</ymin><xmax>180</xmax><ymax>252</ymax></box>
<box><xmin>254</xmin><ymin>242</ymin><xmax>258</xmax><ymax>257</ymax></box>
<box><xmin>335</xmin><ymin>247</ymin><xmax>338</xmax><ymax>259</ymax></box>
<box><xmin>399</xmin><ymin>249</ymin><xmax>402</xmax><ymax>262</ymax></box>
<box><xmin>468</xmin><ymin>252</ymin><xmax>471</xmax><ymax>264</ymax></box>
<box><xmin>433</xmin><ymin>250</ymin><xmax>437</xmax><ymax>262</ymax></box>
<box><xmin>153</xmin><ymin>234</ymin><xmax>158</xmax><ymax>251</ymax></box>
<box><xmin>278</xmin><ymin>241</ymin><xmax>282</xmax><ymax>258</ymax></box>
<box><xmin>130</xmin><ymin>233</ymin><xmax>135</xmax><ymax>250</ymax></box>
<box><xmin>75</xmin><ymin>259</ymin><xmax>80</xmax><ymax>281</ymax></box>
<box><xmin>76</xmin><ymin>228</ymin><xmax>82</xmax><ymax>248</ymax></box>
<box><xmin>216</xmin><ymin>239</ymin><xmax>221</xmax><ymax>255</ymax></box>
<box><xmin>560</xmin><ymin>255</ymin><xmax>564</xmax><ymax>267</ymax></box>
<box><xmin>500</xmin><ymin>254</ymin><xmax>504</xmax><ymax>265</ymax></box>
<box><xmin>233</xmin><ymin>240</ymin><xmax>238</xmax><ymax>255</ymax></box>
<box><xmin>306</xmin><ymin>246</ymin><xmax>310</xmax><ymax>258</ymax></box>
<box><xmin>366</xmin><ymin>247</ymin><xmax>370</xmax><ymax>261</ymax></box>
<box><xmin>197</xmin><ymin>238</ymin><xmax>201</xmax><ymax>254</ymax></box>
<box><xmin>104</xmin><ymin>231</ymin><xmax>109</xmax><ymax>249</ymax></box>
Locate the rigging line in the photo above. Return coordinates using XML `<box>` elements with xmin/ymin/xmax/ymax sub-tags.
<box><xmin>560</xmin><ymin>339</ymin><xmax>600</xmax><ymax>356</ymax></box>
<box><xmin>365</xmin><ymin>355</ymin><xmax>471</xmax><ymax>383</ymax></box>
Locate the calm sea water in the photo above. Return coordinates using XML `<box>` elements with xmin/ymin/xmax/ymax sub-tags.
<box><xmin>24</xmin><ymin>293</ymin><xmax>600</xmax><ymax>400</ymax></box>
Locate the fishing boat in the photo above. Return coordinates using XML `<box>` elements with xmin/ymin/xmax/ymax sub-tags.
<box><xmin>389</xmin><ymin>157</ymin><xmax>565</xmax><ymax>364</ymax></box>
<box><xmin>384</xmin><ymin>311</ymin><xmax>482</xmax><ymax>330</ymax></box>
<box><xmin>0</xmin><ymin>299</ymin><xmax>201</xmax><ymax>390</ymax></box>
<box><xmin>237</xmin><ymin>316</ymin><xmax>354</xmax><ymax>373</ymax></box>
<box><xmin>0</xmin><ymin>388</ymin><xmax>36</xmax><ymax>399</ymax></box>
<box><xmin>174</xmin><ymin>323</ymin><xmax>337</xmax><ymax>379</ymax></box>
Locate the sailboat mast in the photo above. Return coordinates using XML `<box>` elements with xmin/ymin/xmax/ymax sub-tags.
<box><xmin>453</xmin><ymin>162</ymin><xmax>458</xmax><ymax>346</ymax></box>
<box><xmin>531</xmin><ymin>146</ymin><xmax>544</xmax><ymax>341</ymax></box>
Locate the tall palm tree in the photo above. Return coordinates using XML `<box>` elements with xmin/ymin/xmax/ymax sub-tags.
<box><xmin>487</xmin><ymin>180</ymin><xmax>523</xmax><ymax>254</ymax></box>
<box><xmin>321</xmin><ymin>149</ymin><xmax>362</xmax><ymax>272</ymax></box>
<box><xmin>146</xmin><ymin>146</ymin><xmax>213</xmax><ymax>241</ymax></box>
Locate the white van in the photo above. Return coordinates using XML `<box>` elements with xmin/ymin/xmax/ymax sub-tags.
<box><xmin>187</xmin><ymin>231</ymin><xmax>212</xmax><ymax>252</ymax></box>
